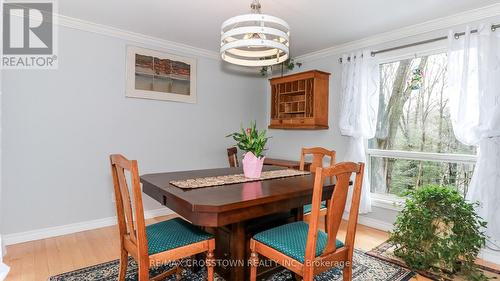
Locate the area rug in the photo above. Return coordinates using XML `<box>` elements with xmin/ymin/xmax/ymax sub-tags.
<box><xmin>367</xmin><ymin>242</ymin><xmax>500</xmax><ymax>281</ymax></box>
<box><xmin>49</xmin><ymin>249</ymin><xmax>414</xmax><ymax>281</ymax></box>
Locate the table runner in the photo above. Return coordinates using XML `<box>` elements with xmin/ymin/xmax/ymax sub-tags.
<box><xmin>170</xmin><ymin>169</ymin><xmax>310</xmax><ymax>189</ymax></box>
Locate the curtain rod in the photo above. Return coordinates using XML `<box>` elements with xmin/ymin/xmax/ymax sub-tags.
<box><xmin>339</xmin><ymin>23</ymin><xmax>499</xmax><ymax>63</ymax></box>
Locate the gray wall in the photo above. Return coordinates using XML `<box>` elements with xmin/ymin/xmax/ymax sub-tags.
<box><xmin>1</xmin><ymin>26</ymin><xmax>267</xmax><ymax>234</ymax></box>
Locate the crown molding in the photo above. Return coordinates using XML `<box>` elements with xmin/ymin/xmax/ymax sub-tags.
<box><xmin>14</xmin><ymin>4</ymin><xmax>500</xmax><ymax>67</ymax></box>
<box><xmin>56</xmin><ymin>14</ymin><xmax>220</xmax><ymax>60</ymax></box>
<box><xmin>296</xmin><ymin>3</ymin><xmax>500</xmax><ymax>62</ymax></box>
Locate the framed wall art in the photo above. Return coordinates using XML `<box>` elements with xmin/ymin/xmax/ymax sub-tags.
<box><xmin>126</xmin><ymin>46</ymin><xmax>197</xmax><ymax>103</ymax></box>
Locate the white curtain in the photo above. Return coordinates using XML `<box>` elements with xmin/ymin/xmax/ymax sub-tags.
<box><xmin>447</xmin><ymin>24</ymin><xmax>500</xmax><ymax>246</ymax></box>
<box><xmin>339</xmin><ymin>50</ymin><xmax>380</xmax><ymax>214</ymax></box>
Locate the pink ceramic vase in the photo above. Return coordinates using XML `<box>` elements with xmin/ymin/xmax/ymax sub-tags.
<box><xmin>242</xmin><ymin>152</ymin><xmax>265</xmax><ymax>179</ymax></box>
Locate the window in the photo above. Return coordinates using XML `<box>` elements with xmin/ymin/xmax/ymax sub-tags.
<box><xmin>368</xmin><ymin>52</ymin><xmax>477</xmax><ymax>198</ymax></box>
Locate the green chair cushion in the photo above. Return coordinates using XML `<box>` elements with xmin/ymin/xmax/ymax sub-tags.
<box><xmin>146</xmin><ymin>217</ymin><xmax>213</xmax><ymax>255</ymax></box>
<box><xmin>253</xmin><ymin>221</ymin><xmax>343</xmax><ymax>263</ymax></box>
<box><xmin>303</xmin><ymin>201</ymin><xmax>327</xmax><ymax>214</ymax></box>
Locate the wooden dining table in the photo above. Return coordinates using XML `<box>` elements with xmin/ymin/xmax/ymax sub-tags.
<box><xmin>140</xmin><ymin>165</ymin><xmax>335</xmax><ymax>280</ymax></box>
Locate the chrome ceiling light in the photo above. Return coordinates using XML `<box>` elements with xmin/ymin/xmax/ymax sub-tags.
<box><xmin>220</xmin><ymin>0</ymin><xmax>290</xmax><ymax>67</ymax></box>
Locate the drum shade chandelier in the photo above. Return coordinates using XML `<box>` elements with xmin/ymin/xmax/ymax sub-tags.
<box><xmin>220</xmin><ymin>0</ymin><xmax>290</xmax><ymax>67</ymax></box>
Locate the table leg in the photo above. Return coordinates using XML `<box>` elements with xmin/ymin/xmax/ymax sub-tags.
<box><xmin>293</xmin><ymin>206</ymin><xmax>304</xmax><ymax>221</ymax></box>
<box><xmin>230</xmin><ymin>221</ymin><xmax>246</xmax><ymax>281</ymax></box>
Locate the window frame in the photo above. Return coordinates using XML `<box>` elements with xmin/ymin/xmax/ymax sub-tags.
<box><xmin>367</xmin><ymin>42</ymin><xmax>478</xmax><ymax>209</ymax></box>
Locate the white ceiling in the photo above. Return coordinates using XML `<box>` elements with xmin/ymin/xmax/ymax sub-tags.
<box><xmin>58</xmin><ymin>0</ymin><xmax>500</xmax><ymax>56</ymax></box>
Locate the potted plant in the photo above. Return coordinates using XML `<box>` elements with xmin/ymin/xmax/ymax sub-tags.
<box><xmin>389</xmin><ymin>185</ymin><xmax>488</xmax><ymax>281</ymax></box>
<box><xmin>227</xmin><ymin>121</ymin><xmax>270</xmax><ymax>178</ymax></box>
<box><xmin>260</xmin><ymin>58</ymin><xmax>302</xmax><ymax>76</ymax></box>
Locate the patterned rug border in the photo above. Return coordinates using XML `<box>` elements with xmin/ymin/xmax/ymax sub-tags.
<box><xmin>366</xmin><ymin>242</ymin><xmax>500</xmax><ymax>281</ymax></box>
<box><xmin>49</xmin><ymin>249</ymin><xmax>416</xmax><ymax>281</ymax></box>
<box><xmin>48</xmin><ymin>258</ymin><xmax>119</xmax><ymax>279</ymax></box>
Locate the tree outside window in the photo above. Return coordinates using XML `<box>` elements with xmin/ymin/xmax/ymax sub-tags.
<box><xmin>369</xmin><ymin>53</ymin><xmax>476</xmax><ymax>197</ymax></box>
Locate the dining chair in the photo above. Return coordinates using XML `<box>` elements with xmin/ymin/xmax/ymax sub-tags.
<box><xmin>299</xmin><ymin>147</ymin><xmax>336</xmax><ymax>225</ymax></box>
<box><xmin>249</xmin><ymin>162</ymin><xmax>365</xmax><ymax>281</ymax></box>
<box><xmin>110</xmin><ymin>154</ymin><xmax>215</xmax><ymax>281</ymax></box>
<box><xmin>227</xmin><ymin>147</ymin><xmax>239</xmax><ymax>168</ymax></box>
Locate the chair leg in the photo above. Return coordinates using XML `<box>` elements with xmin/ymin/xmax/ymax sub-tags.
<box><xmin>138</xmin><ymin>263</ymin><xmax>149</xmax><ymax>281</ymax></box>
<box><xmin>342</xmin><ymin>264</ymin><xmax>352</xmax><ymax>281</ymax></box>
<box><xmin>118</xmin><ymin>248</ymin><xmax>128</xmax><ymax>281</ymax></box>
<box><xmin>324</xmin><ymin>200</ymin><xmax>330</xmax><ymax>234</ymax></box>
<box><xmin>206</xmin><ymin>250</ymin><xmax>215</xmax><ymax>281</ymax></box>
<box><xmin>175</xmin><ymin>266</ymin><xmax>182</xmax><ymax>280</ymax></box>
<box><xmin>249</xmin><ymin>240</ymin><xmax>259</xmax><ymax>281</ymax></box>
<box><xmin>302</xmin><ymin>271</ymin><xmax>313</xmax><ymax>281</ymax></box>
<box><xmin>324</xmin><ymin>214</ymin><xmax>328</xmax><ymax>233</ymax></box>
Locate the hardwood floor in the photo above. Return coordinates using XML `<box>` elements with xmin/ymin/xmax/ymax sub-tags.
<box><xmin>4</xmin><ymin>214</ymin><xmax>498</xmax><ymax>280</ymax></box>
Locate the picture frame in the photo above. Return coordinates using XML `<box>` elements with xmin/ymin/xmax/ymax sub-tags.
<box><xmin>126</xmin><ymin>46</ymin><xmax>197</xmax><ymax>103</ymax></box>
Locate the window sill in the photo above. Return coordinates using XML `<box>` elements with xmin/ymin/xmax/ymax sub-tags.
<box><xmin>371</xmin><ymin>193</ymin><xmax>405</xmax><ymax>211</ymax></box>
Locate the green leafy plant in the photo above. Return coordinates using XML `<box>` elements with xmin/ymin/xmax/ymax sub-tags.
<box><xmin>260</xmin><ymin>58</ymin><xmax>302</xmax><ymax>76</ymax></box>
<box><xmin>389</xmin><ymin>185</ymin><xmax>488</xmax><ymax>280</ymax></box>
<box><xmin>226</xmin><ymin>121</ymin><xmax>270</xmax><ymax>158</ymax></box>
<box><xmin>408</xmin><ymin>68</ymin><xmax>424</xmax><ymax>90</ymax></box>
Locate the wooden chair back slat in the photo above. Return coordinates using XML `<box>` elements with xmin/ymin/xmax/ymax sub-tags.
<box><xmin>115</xmin><ymin>166</ymin><xmax>138</xmax><ymax>243</ymax></box>
<box><xmin>299</xmin><ymin>147</ymin><xmax>337</xmax><ymax>235</ymax></box>
<box><xmin>110</xmin><ymin>154</ymin><xmax>148</xmax><ymax>262</ymax></box>
<box><xmin>344</xmin><ymin>164</ymin><xmax>365</xmax><ymax>252</ymax></box>
<box><xmin>299</xmin><ymin>147</ymin><xmax>336</xmax><ymax>172</ymax></box>
<box><xmin>227</xmin><ymin>147</ymin><xmax>239</xmax><ymax>168</ymax></box>
<box><xmin>304</xmin><ymin>169</ymin><xmax>325</xmax><ymax>265</ymax></box>
<box><xmin>304</xmin><ymin>162</ymin><xmax>365</xmax><ymax>262</ymax></box>
<box><xmin>324</xmin><ymin>172</ymin><xmax>353</xmax><ymax>253</ymax></box>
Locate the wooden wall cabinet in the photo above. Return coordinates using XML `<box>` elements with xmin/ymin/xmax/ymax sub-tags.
<box><xmin>269</xmin><ymin>70</ymin><xmax>330</xmax><ymax>130</ymax></box>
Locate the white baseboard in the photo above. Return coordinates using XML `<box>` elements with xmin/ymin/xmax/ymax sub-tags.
<box><xmin>479</xmin><ymin>248</ymin><xmax>500</xmax><ymax>265</ymax></box>
<box><xmin>342</xmin><ymin>212</ymin><xmax>395</xmax><ymax>233</ymax></box>
<box><xmin>357</xmin><ymin>215</ymin><xmax>395</xmax><ymax>232</ymax></box>
<box><xmin>3</xmin><ymin>208</ymin><xmax>174</xmax><ymax>246</ymax></box>
<box><xmin>0</xmin><ymin>236</ymin><xmax>3</xmax><ymax>258</ymax></box>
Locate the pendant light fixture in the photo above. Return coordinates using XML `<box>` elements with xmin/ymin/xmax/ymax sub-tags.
<box><xmin>220</xmin><ymin>0</ymin><xmax>290</xmax><ymax>67</ymax></box>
